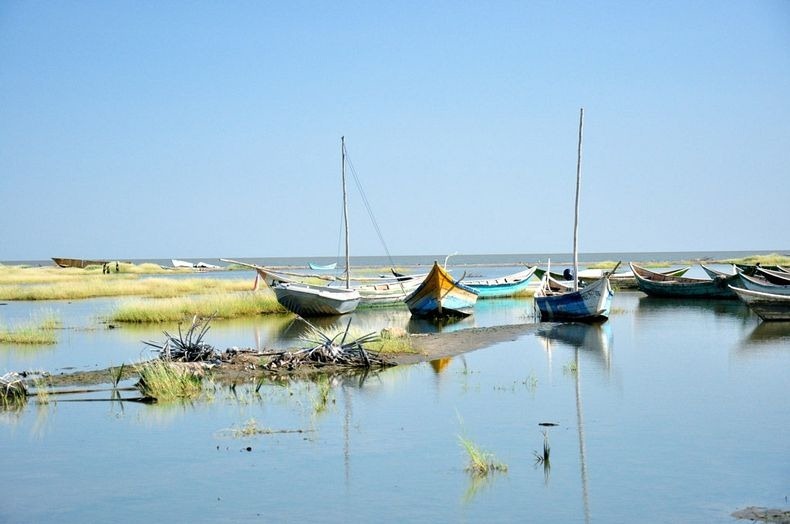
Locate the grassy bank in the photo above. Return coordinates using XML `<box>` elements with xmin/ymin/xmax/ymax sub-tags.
<box><xmin>719</xmin><ymin>253</ymin><xmax>790</xmax><ymax>266</ymax></box>
<box><xmin>0</xmin><ymin>274</ymin><xmax>255</xmax><ymax>301</ymax></box>
<box><xmin>110</xmin><ymin>292</ymin><xmax>285</xmax><ymax>323</ymax></box>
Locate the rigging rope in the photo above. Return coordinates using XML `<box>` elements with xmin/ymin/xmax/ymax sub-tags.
<box><xmin>342</xmin><ymin>143</ymin><xmax>396</xmax><ymax>268</ymax></box>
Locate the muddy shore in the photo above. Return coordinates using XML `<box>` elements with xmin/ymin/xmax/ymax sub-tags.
<box><xmin>38</xmin><ymin>322</ymin><xmax>541</xmax><ymax>388</ymax></box>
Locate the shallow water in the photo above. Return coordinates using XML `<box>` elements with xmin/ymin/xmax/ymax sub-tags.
<box><xmin>1</xmin><ymin>267</ymin><xmax>789</xmax><ymax>522</ymax></box>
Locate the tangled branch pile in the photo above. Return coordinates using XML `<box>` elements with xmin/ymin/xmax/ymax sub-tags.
<box><xmin>263</xmin><ymin>318</ymin><xmax>393</xmax><ymax>371</ymax></box>
<box><xmin>144</xmin><ymin>314</ymin><xmax>219</xmax><ymax>362</ymax></box>
<box><xmin>1</xmin><ymin>372</ymin><xmax>27</xmax><ymax>408</ymax></box>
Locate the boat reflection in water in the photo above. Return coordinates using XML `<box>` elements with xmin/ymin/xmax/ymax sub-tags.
<box><xmin>635</xmin><ymin>295</ymin><xmax>749</xmax><ymax>320</ymax></box>
<box><xmin>737</xmin><ymin>321</ymin><xmax>790</xmax><ymax>356</ymax></box>
<box><xmin>534</xmin><ymin>321</ymin><xmax>608</xmax><ymax>523</ymax></box>
<box><xmin>535</xmin><ymin>321</ymin><xmax>613</xmax><ymax>372</ymax></box>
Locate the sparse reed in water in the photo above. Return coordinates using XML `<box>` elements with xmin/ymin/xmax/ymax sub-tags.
<box><xmin>458</xmin><ymin>436</ymin><xmax>508</xmax><ymax>476</ymax></box>
<box><xmin>0</xmin><ymin>311</ymin><xmax>61</xmax><ymax>345</ymax></box>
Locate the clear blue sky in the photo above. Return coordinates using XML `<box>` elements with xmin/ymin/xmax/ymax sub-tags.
<box><xmin>1</xmin><ymin>1</ymin><xmax>788</xmax><ymax>261</ymax></box>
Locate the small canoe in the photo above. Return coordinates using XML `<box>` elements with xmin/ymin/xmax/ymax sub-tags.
<box><xmin>755</xmin><ymin>267</ymin><xmax>790</xmax><ymax>286</ymax></box>
<box><xmin>465</xmin><ymin>266</ymin><xmax>538</xmax><ymax>298</ymax></box>
<box><xmin>272</xmin><ymin>281</ymin><xmax>360</xmax><ymax>316</ymax></box>
<box><xmin>737</xmin><ymin>271</ymin><xmax>790</xmax><ymax>296</ymax></box>
<box><xmin>404</xmin><ymin>261</ymin><xmax>479</xmax><ymax>318</ymax></box>
<box><xmin>308</xmin><ymin>262</ymin><xmax>338</xmax><ymax>271</ymax></box>
<box><xmin>578</xmin><ymin>266</ymin><xmax>690</xmax><ymax>289</ymax></box>
<box><xmin>700</xmin><ymin>263</ymin><xmax>736</xmax><ymax>279</ymax></box>
<box><xmin>534</xmin><ymin>273</ymin><xmax>614</xmax><ymax>322</ymax></box>
<box><xmin>729</xmin><ymin>285</ymin><xmax>790</xmax><ymax>321</ymax></box>
<box><xmin>630</xmin><ymin>262</ymin><xmax>738</xmax><ymax>299</ymax></box>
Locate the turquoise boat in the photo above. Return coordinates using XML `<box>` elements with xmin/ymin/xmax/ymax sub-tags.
<box><xmin>465</xmin><ymin>266</ymin><xmax>537</xmax><ymax>298</ymax></box>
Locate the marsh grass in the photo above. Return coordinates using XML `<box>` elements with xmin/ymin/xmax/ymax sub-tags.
<box><xmin>563</xmin><ymin>361</ymin><xmax>578</xmax><ymax>376</ymax></box>
<box><xmin>720</xmin><ymin>253</ymin><xmax>790</xmax><ymax>266</ymax></box>
<box><xmin>367</xmin><ymin>328</ymin><xmax>415</xmax><ymax>354</ymax></box>
<box><xmin>458</xmin><ymin>436</ymin><xmax>508</xmax><ymax>476</ymax></box>
<box><xmin>111</xmin><ymin>292</ymin><xmax>284</xmax><ymax>323</ymax></box>
<box><xmin>33</xmin><ymin>377</ymin><xmax>52</xmax><ymax>405</ymax></box>
<box><xmin>0</xmin><ymin>310</ymin><xmax>61</xmax><ymax>345</ymax></box>
<box><xmin>136</xmin><ymin>360</ymin><xmax>203</xmax><ymax>401</ymax></box>
<box><xmin>1</xmin><ymin>277</ymin><xmax>255</xmax><ymax>301</ymax></box>
<box><xmin>313</xmin><ymin>376</ymin><xmax>333</xmax><ymax>415</ymax></box>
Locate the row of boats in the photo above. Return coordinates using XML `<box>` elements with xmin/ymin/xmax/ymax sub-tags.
<box><xmin>630</xmin><ymin>262</ymin><xmax>790</xmax><ymax>321</ymax></box>
<box><xmin>221</xmin><ymin>258</ymin><xmax>790</xmax><ymax>324</ymax></box>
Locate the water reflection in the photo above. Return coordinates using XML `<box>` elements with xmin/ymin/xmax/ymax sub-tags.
<box><xmin>736</xmin><ymin>321</ymin><xmax>790</xmax><ymax>357</ymax></box>
<box><xmin>535</xmin><ymin>322</ymin><xmax>613</xmax><ymax>371</ymax></box>
<box><xmin>635</xmin><ymin>296</ymin><xmax>749</xmax><ymax>319</ymax></box>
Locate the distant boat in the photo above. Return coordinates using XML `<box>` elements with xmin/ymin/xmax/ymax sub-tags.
<box><xmin>578</xmin><ymin>266</ymin><xmax>690</xmax><ymax>289</ymax></box>
<box><xmin>630</xmin><ymin>262</ymin><xmax>738</xmax><ymax>299</ymax></box>
<box><xmin>729</xmin><ymin>285</ymin><xmax>790</xmax><ymax>321</ymax></box>
<box><xmin>404</xmin><ymin>261</ymin><xmax>479</xmax><ymax>318</ymax></box>
<box><xmin>534</xmin><ymin>108</ymin><xmax>616</xmax><ymax>322</ymax></box>
<box><xmin>465</xmin><ymin>266</ymin><xmax>538</xmax><ymax>298</ymax></box>
<box><xmin>52</xmin><ymin>257</ymin><xmax>109</xmax><ymax>269</ymax></box>
<box><xmin>308</xmin><ymin>262</ymin><xmax>337</xmax><ymax>271</ymax></box>
<box><xmin>171</xmin><ymin>259</ymin><xmax>222</xmax><ymax>270</ymax></box>
<box><xmin>700</xmin><ymin>263</ymin><xmax>736</xmax><ymax>279</ymax></box>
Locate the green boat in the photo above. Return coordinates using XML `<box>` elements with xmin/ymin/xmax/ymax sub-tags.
<box><xmin>630</xmin><ymin>262</ymin><xmax>738</xmax><ymax>299</ymax></box>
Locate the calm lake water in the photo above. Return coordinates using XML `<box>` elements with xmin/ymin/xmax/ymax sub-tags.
<box><xmin>1</xmin><ymin>256</ymin><xmax>788</xmax><ymax>522</ymax></box>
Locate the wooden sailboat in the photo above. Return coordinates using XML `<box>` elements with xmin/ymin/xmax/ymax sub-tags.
<box><xmin>270</xmin><ymin>137</ymin><xmax>360</xmax><ymax>316</ymax></box>
<box><xmin>534</xmin><ymin>108</ymin><xmax>616</xmax><ymax>322</ymax></box>
<box><xmin>404</xmin><ymin>261</ymin><xmax>479</xmax><ymax>318</ymax></box>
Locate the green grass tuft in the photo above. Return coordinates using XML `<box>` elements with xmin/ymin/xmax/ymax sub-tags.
<box><xmin>136</xmin><ymin>360</ymin><xmax>203</xmax><ymax>401</ymax></box>
<box><xmin>458</xmin><ymin>435</ymin><xmax>508</xmax><ymax>476</ymax></box>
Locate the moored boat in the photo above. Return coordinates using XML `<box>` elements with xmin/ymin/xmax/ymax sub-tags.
<box><xmin>465</xmin><ymin>266</ymin><xmax>538</xmax><ymax>298</ymax></box>
<box><xmin>308</xmin><ymin>262</ymin><xmax>338</xmax><ymax>271</ymax></box>
<box><xmin>578</xmin><ymin>266</ymin><xmax>690</xmax><ymax>289</ymax></box>
<box><xmin>52</xmin><ymin>257</ymin><xmax>109</xmax><ymax>269</ymax></box>
<box><xmin>755</xmin><ymin>267</ymin><xmax>790</xmax><ymax>286</ymax></box>
<box><xmin>533</xmin><ymin>108</ymin><xmax>616</xmax><ymax>323</ymax></box>
<box><xmin>404</xmin><ymin>261</ymin><xmax>479</xmax><ymax>318</ymax></box>
<box><xmin>729</xmin><ymin>285</ymin><xmax>790</xmax><ymax>321</ymax></box>
<box><xmin>630</xmin><ymin>262</ymin><xmax>738</xmax><ymax>299</ymax></box>
<box><xmin>737</xmin><ymin>271</ymin><xmax>790</xmax><ymax>296</ymax></box>
<box><xmin>273</xmin><ymin>281</ymin><xmax>360</xmax><ymax>316</ymax></box>
<box><xmin>534</xmin><ymin>273</ymin><xmax>615</xmax><ymax>322</ymax></box>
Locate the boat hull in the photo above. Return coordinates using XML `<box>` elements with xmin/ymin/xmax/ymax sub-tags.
<box><xmin>405</xmin><ymin>262</ymin><xmax>479</xmax><ymax>318</ymax></box>
<box><xmin>534</xmin><ymin>275</ymin><xmax>613</xmax><ymax>322</ymax></box>
<box><xmin>729</xmin><ymin>285</ymin><xmax>790</xmax><ymax>321</ymax></box>
<box><xmin>273</xmin><ymin>282</ymin><xmax>360</xmax><ymax>316</ymax></box>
